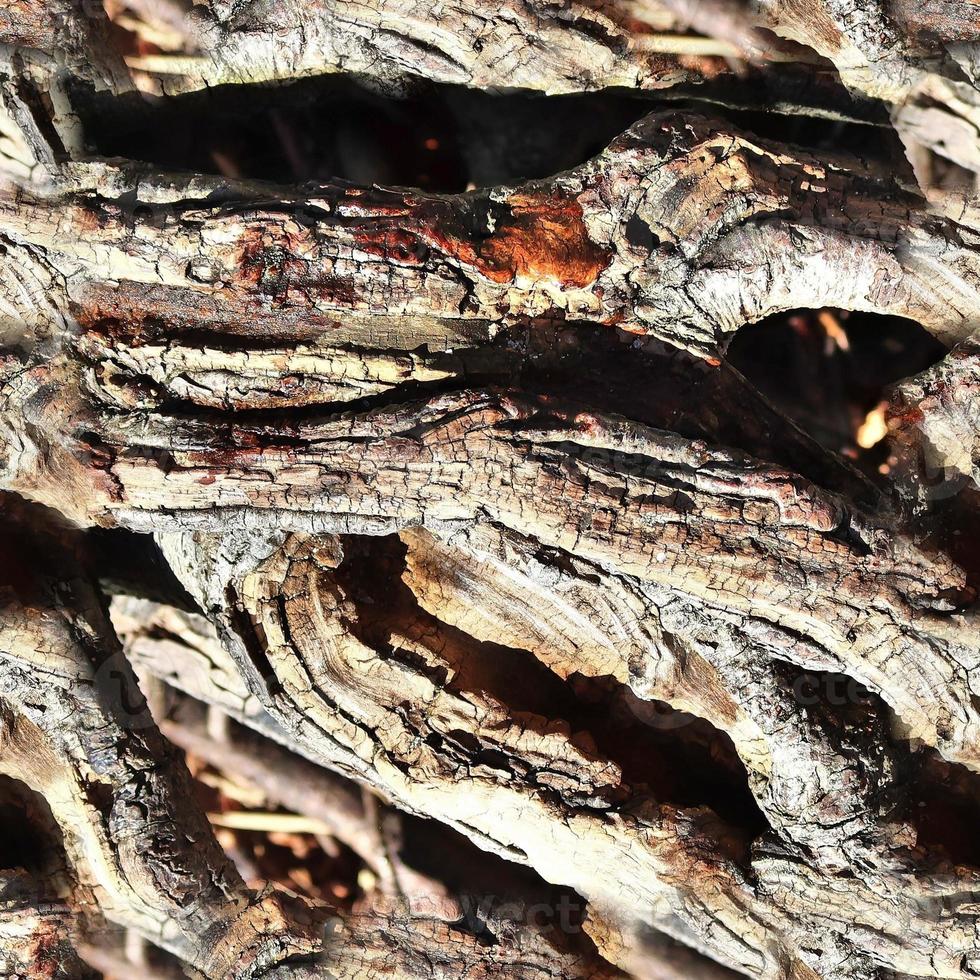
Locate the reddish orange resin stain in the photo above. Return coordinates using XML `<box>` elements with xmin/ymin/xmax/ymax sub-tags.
<box><xmin>441</xmin><ymin>194</ymin><xmax>610</xmax><ymax>288</ymax></box>
<box><xmin>352</xmin><ymin>192</ymin><xmax>610</xmax><ymax>289</ymax></box>
<box><xmin>352</xmin><ymin>226</ymin><xmax>428</xmax><ymax>264</ymax></box>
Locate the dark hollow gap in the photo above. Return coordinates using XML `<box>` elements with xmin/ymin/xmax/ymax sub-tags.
<box><xmin>334</xmin><ymin>533</ymin><xmax>767</xmax><ymax>847</ymax></box>
<box><xmin>399</xmin><ymin>809</ymin><xmax>598</xmax><ymax>953</ymax></box>
<box><xmin>167</xmin><ymin>707</ymin><xmax>366</xmax><ymax>910</ymax></box>
<box><xmin>903</xmin><ymin>748</ymin><xmax>980</xmax><ymax>869</ymax></box>
<box><xmin>89</xmin><ymin>526</ymin><xmax>201</xmax><ymax>611</ymax></box>
<box><xmin>0</xmin><ymin>775</ymin><xmax>67</xmax><ymax>879</ymax></box>
<box><xmin>632</xmin><ymin>921</ymin><xmax>747</xmax><ymax>980</ymax></box>
<box><xmin>71</xmin><ymin>68</ymin><xmax>891</xmax><ymax>192</ymax></box>
<box><xmin>520</xmin><ymin>323</ymin><xmax>883</xmax><ymax>508</ymax></box>
<box><xmin>72</xmin><ymin>75</ymin><xmax>653</xmax><ymax>191</ymax></box>
<box><xmin>566</xmin><ymin>672</ymin><xmax>768</xmax><ymax>840</ymax></box>
<box><xmin>909</xmin><ymin>488</ymin><xmax>980</xmax><ymax>596</ymax></box>
<box><xmin>725</xmin><ymin>309</ymin><xmax>948</xmax><ymax>481</ymax></box>
<box><xmin>780</xmin><ymin>662</ymin><xmax>980</xmax><ymax>871</ymax></box>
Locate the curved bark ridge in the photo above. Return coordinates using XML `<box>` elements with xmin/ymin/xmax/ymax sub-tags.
<box><xmin>0</xmin><ymin>114</ymin><xmax>978</xmax><ymax>369</ymax></box>
<box><xmin>0</xmin><ymin>503</ymin><xmax>627</xmax><ymax>978</ymax></box>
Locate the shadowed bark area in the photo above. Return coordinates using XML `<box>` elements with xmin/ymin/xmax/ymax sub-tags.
<box><xmin>0</xmin><ymin>3</ymin><xmax>979</xmax><ymax>980</ymax></box>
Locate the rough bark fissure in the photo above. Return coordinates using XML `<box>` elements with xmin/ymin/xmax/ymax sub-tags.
<box><xmin>0</xmin><ymin>2</ymin><xmax>979</xmax><ymax>980</ymax></box>
<box><xmin>5</xmin><ymin>0</ymin><xmax>980</xmax><ymax>182</ymax></box>
<box><xmin>0</xmin><ymin>501</ymin><xmax>627</xmax><ymax>978</ymax></box>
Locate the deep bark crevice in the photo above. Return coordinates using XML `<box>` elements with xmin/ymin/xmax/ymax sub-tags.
<box><xmin>338</xmin><ymin>532</ymin><xmax>767</xmax><ymax>840</ymax></box>
<box><xmin>0</xmin><ymin>775</ymin><xmax>67</xmax><ymax>878</ymax></box>
<box><xmin>68</xmin><ymin>70</ymin><xmax>895</xmax><ymax>191</ymax></box>
<box><xmin>728</xmin><ymin>310</ymin><xmax>949</xmax><ymax>449</ymax></box>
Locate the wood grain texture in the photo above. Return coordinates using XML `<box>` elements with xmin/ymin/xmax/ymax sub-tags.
<box><xmin>0</xmin><ymin>2</ymin><xmax>979</xmax><ymax>978</ymax></box>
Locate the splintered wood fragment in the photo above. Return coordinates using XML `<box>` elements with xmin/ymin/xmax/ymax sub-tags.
<box><xmin>399</xmin><ymin>521</ymin><xmax>910</xmax><ymax>867</ymax></box>
<box><xmin>207</xmin><ymin>811</ymin><xmax>333</xmax><ymax>834</ymax></box>
<box><xmin>122</xmin><ymin>599</ymin><xmax>780</xmax><ymax>971</ymax></box>
<box><xmin>142</xmin><ymin>514</ymin><xmax>978</xmax><ymax>980</ymax></box>
<box><xmin>147</xmin><ymin>512</ymin><xmax>972</xmax><ymax>976</ymax></box>
<box><xmin>151</xmin><ymin>527</ymin><xmax>814</xmax><ymax>979</ymax></box>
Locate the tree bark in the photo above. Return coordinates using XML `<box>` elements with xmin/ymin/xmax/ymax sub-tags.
<box><xmin>0</xmin><ymin>2</ymin><xmax>979</xmax><ymax>979</ymax></box>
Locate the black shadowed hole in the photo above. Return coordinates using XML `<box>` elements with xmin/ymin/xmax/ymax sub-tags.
<box><xmin>0</xmin><ymin>775</ymin><xmax>66</xmax><ymax>876</ymax></box>
<box><xmin>781</xmin><ymin>664</ymin><xmax>980</xmax><ymax>871</ymax></box>
<box><xmin>72</xmin><ymin>75</ymin><xmax>654</xmax><ymax>191</ymax></box>
<box><xmin>899</xmin><ymin>747</ymin><xmax>980</xmax><ymax>870</ymax></box>
<box><xmin>725</xmin><ymin>309</ymin><xmax>947</xmax><ymax>478</ymax></box>
<box><xmin>71</xmin><ymin>68</ymin><xmax>890</xmax><ymax>191</ymax></box>
<box><xmin>625</xmin><ymin>213</ymin><xmax>660</xmax><ymax>251</ymax></box>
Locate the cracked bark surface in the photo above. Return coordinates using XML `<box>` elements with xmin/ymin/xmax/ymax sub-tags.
<box><xmin>0</xmin><ymin>2</ymin><xmax>979</xmax><ymax>979</ymax></box>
